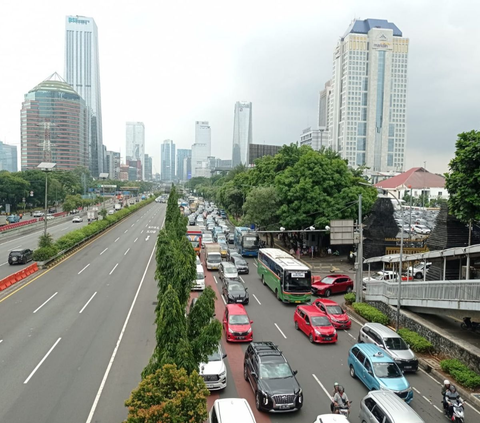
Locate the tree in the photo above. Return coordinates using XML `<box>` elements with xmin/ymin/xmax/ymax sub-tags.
<box><xmin>62</xmin><ymin>194</ymin><xmax>83</xmax><ymax>213</ymax></box>
<box><xmin>0</xmin><ymin>172</ymin><xmax>30</xmax><ymax>211</ymax></box>
<box><xmin>445</xmin><ymin>131</ymin><xmax>480</xmax><ymax>223</ymax></box>
<box><xmin>242</xmin><ymin>186</ymin><xmax>279</xmax><ymax>229</ymax></box>
<box><xmin>125</xmin><ymin>364</ymin><xmax>209</xmax><ymax>423</ymax></box>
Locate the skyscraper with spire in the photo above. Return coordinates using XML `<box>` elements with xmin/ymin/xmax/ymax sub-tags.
<box><xmin>65</xmin><ymin>15</ymin><xmax>104</xmax><ymax>176</ymax></box>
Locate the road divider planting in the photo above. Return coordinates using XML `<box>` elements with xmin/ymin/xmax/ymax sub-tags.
<box><xmin>440</xmin><ymin>358</ymin><xmax>480</xmax><ymax>390</ymax></box>
<box><xmin>352</xmin><ymin>302</ymin><xmax>390</xmax><ymax>325</ymax></box>
<box><xmin>397</xmin><ymin>328</ymin><xmax>433</xmax><ymax>353</ymax></box>
<box><xmin>344</xmin><ymin>292</ymin><xmax>356</xmax><ymax>305</ymax></box>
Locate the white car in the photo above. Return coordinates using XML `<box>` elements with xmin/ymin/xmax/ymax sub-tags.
<box><xmin>412</xmin><ymin>224</ymin><xmax>431</xmax><ymax>235</ymax></box>
<box><xmin>72</xmin><ymin>216</ymin><xmax>83</xmax><ymax>223</ymax></box>
<box><xmin>33</xmin><ymin>211</ymin><xmax>44</xmax><ymax>217</ymax></box>
<box><xmin>108</xmin><ymin>209</ymin><xmax>115</xmax><ymax>215</ymax></box>
<box><xmin>46</xmin><ymin>214</ymin><xmax>55</xmax><ymax>220</ymax></box>
<box><xmin>314</xmin><ymin>414</ymin><xmax>349</xmax><ymax>423</ymax></box>
<box><xmin>407</xmin><ymin>262</ymin><xmax>432</xmax><ymax>279</ymax></box>
<box><xmin>199</xmin><ymin>344</ymin><xmax>227</xmax><ymax>390</ymax></box>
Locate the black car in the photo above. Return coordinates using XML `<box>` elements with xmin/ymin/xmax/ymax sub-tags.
<box><xmin>244</xmin><ymin>341</ymin><xmax>303</xmax><ymax>412</ymax></box>
<box><xmin>8</xmin><ymin>249</ymin><xmax>34</xmax><ymax>265</ymax></box>
<box><xmin>222</xmin><ymin>278</ymin><xmax>249</xmax><ymax>305</ymax></box>
<box><xmin>232</xmin><ymin>256</ymin><xmax>249</xmax><ymax>274</ymax></box>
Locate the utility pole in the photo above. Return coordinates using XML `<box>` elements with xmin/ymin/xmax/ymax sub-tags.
<box><xmin>356</xmin><ymin>194</ymin><xmax>363</xmax><ymax>303</ymax></box>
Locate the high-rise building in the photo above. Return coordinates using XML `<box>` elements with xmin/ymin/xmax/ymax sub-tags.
<box><xmin>191</xmin><ymin>121</ymin><xmax>211</xmax><ymax>177</ymax></box>
<box><xmin>248</xmin><ymin>144</ymin><xmax>281</xmax><ymax>165</ymax></box>
<box><xmin>326</xmin><ymin>18</ymin><xmax>408</xmax><ymax>172</ymax></box>
<box><xmin>105</xmin><ymin>150</ymin><xmax>120</xmax><ymax>180</ymax></box>
<box><xmin>176</xmin><ymin>148</ymin><xmax>191</xmax><ymax>181</ymax></box>
<box><xmin>127</xmin><ymin>159</ymin><xmax>142</xmax><ymax>181</ymax></box>
<box><xmin>161</xmin><ymin>139</ymin><xmax>176</xmax><ymax>182</ymax></box>
<box><xmin>183</xmin><ymin>156</ymin><xmax>192</xmax><ymax>181</ymax></box>
<box><xmin>299</xmin><ymin>127</ymin><xmax>327</xmax><ymax>151</ymax></box>
<box><xmin>20</xmin><ymin>73</ymin><xmax>89</xmax><ymax>171</ymax></box>
<box><xmin>144</xmin><ymin>154</ymin><xmax>153</xmax><ymax>181</ymax></box>
<box><xmin>0</xmin><ymin>141</ymin><xmax>18</xmax><ymax>172</ymax></box>
<box><xmin>232</xmin><ymin>101</ymin><xmax>253</xmax><ymax>167</ymax></box>
<box><xmin>126</xmin><ymin>122</ymin><xmax>145</xmax><ymax>179</ymax></box>
<box><xmin>65</xmin><ymin>15</ymin><xmax>104</xmax><ymax>176</ymax></box>
<box><xmin>318</xmin><ymin>80</ymin><xmax>332</xmax><ymax>130</ymax></box>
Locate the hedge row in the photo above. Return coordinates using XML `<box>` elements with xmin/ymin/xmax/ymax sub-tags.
<box><xmin>344</xmin><ymin>292</ymin><xmax>356</xmax><ymax>304</ymax></box>
<box><xmin>397</xmin><ymin>328</ymin><xmax>433</xmax><ymax>353</ymax></box>
<box><xmin>441</xmin><ymin>358</ymin><xmax>480</xmax><ymax>390</ymax></box>
<box><xmin>352</xmin><ymin>302</ymin><xmax>390</xmax><ymax>325</ymax></box>
<box><xmin>32</xmin><ymin>197</ymin><xmax>155</xmax><ymax>262</ymax></box>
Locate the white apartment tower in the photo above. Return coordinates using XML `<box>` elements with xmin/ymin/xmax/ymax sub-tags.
<box><xmin>232</xmin><ymin>102</ymin><xmax>253</xmax><ymax>167</ymax></box>
<box><xmin>65</xmin><ymin>15</ymin><xmax>104</xmax><ymax>176</ymax></box>
<box><xmin>326</xmin><ymin>19</ymin><xmax>409</xmax><ymax>172</ymax></box>
<box><xmin>161</xmin><ymin>139</ymin><xmax>176</xmax><ymax>182</ymax></box>
<box><xmin>126</xmin><ymin>122</ymin><xmax>145</xmax><ymax>179</ymax></box>
<box><xmin>191</xmin><ymin>121</ymin><xmax>211</xmax><ymax>177</ymax></box>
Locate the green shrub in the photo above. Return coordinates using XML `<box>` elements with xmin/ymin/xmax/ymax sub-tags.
<box><xmin>441</xmin><ymin>359</ymin><xmax>480</xmax><ymax>390</ymax></box>
<box><xmin>397</xmin><ymin>328</ymin><xmax>433</xmax><ymax>353</ymax></box>
<box><xmin>55</xmin><ymin>231</ymin><xmax>86</xmax><ymax>251</ymax></box>
<box><xmin>33</xmin><ymin>245</ymin><xmax>58</xmax><ymax>261</ymax></box>
<box><xmin>344</xmin><ymin>293</ymin><xmax>356</xmax><ymax>304</ymax></box>
<box><xmin>38</xmin><ymin>233</ymin><xmax>54</xmax><ymax>248</ymax></box>
<box><xmin>352</xmin><ymin>303</ymin><xmax>389</xmax><ymax>325</ymax></box>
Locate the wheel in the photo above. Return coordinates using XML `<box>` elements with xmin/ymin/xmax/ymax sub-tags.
<box><xmin>244</xmin><ymin>366</ymin><xmax>248</xmax><ymax>381</ymax></box>
<box><xmin>346</xmin><ymin>287</ymin><xmax>352</xmax><ymax>293</ymax></box>
<box><xmin>309</xmin><ymin>333</ymin><xmax>314</xmax><ymax>343</ymax></box>
<box><xmin>324</xmin><ymin>289</ymin><xmax>331</xmax><ymax>297</ymax></box>
<box><xmin>23</xmin><ymin>257</ymin><xmax>27</xmax><ymax>264</ymax></box>
<box><xmin>350</xmin><ymin>365</ymin><xmax>356</xmax><ymax>378</ymax></box>
<box><xmin>295</xmin><ymin>321</ymin><xmax>299</xmax><ymax>330</ymax></box>
<box><xmin>275</xmin><ymin>289</ymin><xmax>280</xmax><ymax>300</ymax></box>
<box><xmin>255</xmin><ymin>391</ymin><xmax>261</xmax><ymax>410</ymax></box>
<box><xmin>261</xmin><ymin>275</ymin><xmax>265</xmax><ymax>285</ymax></box>
<box><xmin>460</xmin><ymin>323</ymin><xmax>468</xmax><ymax>330</ymax></box>
<box><xmin>415</xmin><ymin>272</ymin><xmax>422</xmax><ymax>279</ymax></box>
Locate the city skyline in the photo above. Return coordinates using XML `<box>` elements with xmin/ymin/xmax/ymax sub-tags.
<box><xmin>1</xmin><ymin>1</ymin><xmax>479</xmax><ymax>175</ymax></box>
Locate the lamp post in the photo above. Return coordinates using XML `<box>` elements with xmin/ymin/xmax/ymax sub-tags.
<box><xmin>356</xmin><ymin>194</ymin><xmax>364</xmax><ymax>303</ymax></box>
<box><xmin>99</xmin><ymin>173</ymin><xmax>109</xmax><ymax>218</ymax></box>
<box><xmin>37</xmin><ymin>162</ymin><xmax>56</xmax><ymax>237</ymax></box>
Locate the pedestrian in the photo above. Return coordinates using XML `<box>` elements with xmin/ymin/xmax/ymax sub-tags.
<box><xmin>328</xmin><ymin>247</ymin><xmax>332</xmax><ymax>255</ymax></box>
<box><xmin>296</xmin><ymin>247</ymin><xmax>300</xmax><ymax>259</ymax></box>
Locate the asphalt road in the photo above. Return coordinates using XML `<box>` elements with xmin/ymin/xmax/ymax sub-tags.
<box><xmin>0</xmin><ymin>202</ymin><xmax>163</xmax><ymax>423</ymax></box>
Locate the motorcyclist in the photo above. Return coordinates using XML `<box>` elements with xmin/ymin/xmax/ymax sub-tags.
<box><xmin>444</xmin><ymin>384</ymin><xmax>461</xmax><ymax>418</ymax></box>
<box><xmin>333</xmin><ymin>385</ymin><xmax>350</xmax><ymax>415</ymax></box>
<box><xmin>330</xmin><ymin>382</ymin><xmax>339</xmax><ymax>412</ymax></box>
<box><xmin>441</xmin><ymin>380</ymin><xmax>451</xmax><ymax>411</ymax></box>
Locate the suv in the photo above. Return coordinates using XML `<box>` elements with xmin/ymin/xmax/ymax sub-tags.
<box><xmin>218</xmin><ymin>262</ymin><xmax>238</xmax><ymax>281</ymax></box>
<box><xmin>231</xmin><ymin>255</ymin><xmax>249</xmax><ymax>274</ymax></box>
<box><xmin>199</xmin><ymin>344</ymin><xmax>228</xmax><ymax>390</ymax></box>
<box><xmin>358</xmin><ymin>323</ymin><xmax>418</xmax><ymax>372</ymax></box>
<box><xmin>244</xmin><ymin>341</ymin><xmax>303</xmax><ymax>412</ymax></box>
<box><xmin>311</xmin><ymin>274</ymin><xmax>353</xmax><ymax>297</ymax></box>
<box><xmin>312</xmin><ymin>298</ymin><xmax>351</xmax><ymax>329</ymax></box>
<box><xmin>8</xmin><ymin>249</ymin><xmax>34</xmax><ymax>265</ymax></box>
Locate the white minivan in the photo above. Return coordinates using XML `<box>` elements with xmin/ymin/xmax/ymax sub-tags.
<box><xmin>193</xmin><ymin>264</ymin><xmax>205</xmax><ymax>290</ymax></box>
<box><xmin>209</xmin><ymin>398</ymin><xmax>256</xmax><ymax>423</ymax></box>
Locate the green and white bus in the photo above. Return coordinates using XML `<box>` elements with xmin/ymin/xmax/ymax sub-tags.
<box><xmin>257</xmin><ymin>248</ymin><xmax>311</xmax><ymax>303</ymax></box>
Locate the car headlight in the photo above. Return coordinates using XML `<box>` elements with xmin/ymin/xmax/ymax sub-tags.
<box><xmin>247</xmin><ymin>327</ymin><xmax>252</xmax><ymax>333</ymax></box>
<box><xmin>228</xmin><ymin>328</ymin><xmax>234</xmax><ymax>333</ymax></box>
<box><xmin>333</xmin><ymin>329</ymin><xmax>337</xmax><ymax>335</ymax></box>
<box><xmin>219</xmin><ymin>370</ymin><xmax>227</xmax><ymax>379</ymax></box>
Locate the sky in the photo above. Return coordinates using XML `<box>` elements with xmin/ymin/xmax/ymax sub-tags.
<box><xmin>1</xmin><ymin>0</ymin><xmax>479</xmax><ymax>175</ymax></box>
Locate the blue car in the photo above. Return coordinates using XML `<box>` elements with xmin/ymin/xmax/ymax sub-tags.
<box><xmin>348</xmin><ymin>343</ymin><xmax>413</xmax><ymax>403</ymax></box>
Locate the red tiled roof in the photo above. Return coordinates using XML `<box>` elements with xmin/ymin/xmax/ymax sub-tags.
<box><xmin>374</xmin><ymin>167</ymin><xmax>445</xmax><ymax>189</ymax></box>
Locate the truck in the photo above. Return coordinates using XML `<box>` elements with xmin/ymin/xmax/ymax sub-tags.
<box><xmin>234</xmin><ymin>227</ymin><xmax>260</xmax><ymax>257</ymax></box>
<box><xmin>186</xmin><ymin>230</ymin><xmax>202</xmax><ymax>255</ymax></box>
<box><xmin>114</xmin><ymin>203</ymin><xmax>122</xmax><ymax>211</ymax></box>
<box><xmin>205</xmin><ymin>243</ymin><xmax>222</xmax><ymax>270</ymax></box>
<box><xmin>87</xmin><ymin>208</ymin><xmax>98</xmax><ymax>222</ymax></box>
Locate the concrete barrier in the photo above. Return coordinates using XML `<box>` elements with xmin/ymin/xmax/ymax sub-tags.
<box><xmin>0</xmin><ymin>263</ymin><xmax>39</xmax><ymax>291</ymax></box>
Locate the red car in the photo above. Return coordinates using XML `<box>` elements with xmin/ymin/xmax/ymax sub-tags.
<box><xmin>223</xmin><ymin>304</ymin><xmax>253</xmax><ymax>342</ymax></box>
<box><xmin>312</xmin><ymin>298</ymin><xmax>352</xmax><ymax>329</ymax></box>
<box><xmin>311</xmin><ymin>274</ymin><xmax>353</xmax><ymax>297</ymax></box>
<box><xmin>294</xmin><ymin>305</ymin><xmax>337</xmax><ymax>344</ymax></box>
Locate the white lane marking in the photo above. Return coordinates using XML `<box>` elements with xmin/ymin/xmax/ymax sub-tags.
<box><xmin>312</xmin><ymin>373</ymin><xmax>332</xmax><ymax>399</ymax></box>
<box><xmin>145</xmin><ymin>224</ymin><xmax>148</xmax><ymax>227</ymax></box>
<box><xmin>124</xmin><ymin>248</ymin><xmax>130</xmax><ymax>256</ymax></box>
<box><xmin>466</xmin><ymin>401</ymin><xmax>480</xmax><ymax>415</ymax></box>
<box><xmin>11</xmin><ymin>245</ymin><xmax>22</xmax><ymax>249</ymax></box>
<box><xmin>109</xmin><ymin>264</ymin><xmax>118</xmax><ymax>275</ymax></box>
<box><xmin>145</xmin><ymin>236</ymin><xmax>150</xmax><ymax>241</ymax></box>
<box><xmin>114</xmin><ymin>237</ymin><xmax>120</xmax><ymax>243</ymax></box>
<box><xmin>140</xmin><ymin>230</ymin><xmax>144</xmax><ymax>234</ymax></box>
<box><xmin>134</xmin><ymin>237</ymin><xmax>138</xmax><ymax>243</ymax></box>
<box><xmin>78</xmin><ymin>264</ymin><xmax>90</xmax><ymax>275</ymax></box>
<box><xmin>24</xmin><ymin>338</ymin><xmax>62</xmax><ymax>384</ymax></box>
<box><xmin>214</xmin><ymin>276</ymin><xmax>218</xmax><ymax>284</ymax></box>
<box><xmin>136</xmin><ymin>219</ymin><xmax>139</xmax><ymax>222</ymax></box>
<box><xmin>422</xmin><ymin>395</ymin><xmax>432</xmax><ymax>404</ymax></box>
<box><xmin>433</xmin><ymin>405</ymin><xmax>443</xmax><ymax>413</ymax></box>
<box><xmin>221</xmin><ymin>294</ymin><xmax>226</xmax><ymax>305</ymax></box>
<box><xmin>33</xmin><ymin>292</ymin><xmax>58</xmax><ymax>314</ymax></box>
<box><xmin>131</xmin><ymin>224</ymin><xmax>134</xmax><ymax>227</ymax></box>
<box><xmin>346</xmin><ymin>331</ymin><xmax>356</xmax><ymax>340</ymax></box>
<box><xmin>274</xmin><ymin>323</ymin><xmax>287</xmax><ymax>339</ymax></box>
<box><xmin>100</xmin><ymin>248</ymin><xmax>108</xmax><ymax>255</ymax></box>
<box><xmin>252</xmin><ymin>294</ymin><xmax>261</xmax><ymax>305</ymax></box>
<box><xmin>253</xmin><ymin>262</ymin><xmax>258</xmax><ymax>268</ymax></box>
<box><xmin>240</xmin><ymin>277</ymin><xmax>245</xmax><ymax>283</ymax></box>
<box><xmin>412</xmin><ymin>387</ymin><xmax>421</xmax><ymax>394</ymax></box>
<box><xmin>0</xmin><ymin>262</ymin><xmax>7</xmax><ymax>267</ymax></box>
<box><xmin>79</xmin><ymin>292</ymin><xmax>97</xmax><ymax>314</ymax></box>
<box><xmin>61</xmin><ymin>228</ymin><xmax>69</xmax><ymax>231</ymax></box>
<box><xmin>0</xmin><ymin>340</ymin><xmax>3</xmax><ymax>343</ymax></box>
<box><xmin>419</xmin><ymin>368</ymin><xmax>442</xmax><ymax>385</ymax></box>
<box><xmin>347</xmin><ymin>313</ymin><xmax>363</xmax><ymax>326</ymax></box>
<box><xmin>85</xmin><ymin>242</ymin><xmax>157</xmax><ymax>423</ymax></box>
<box><xmin>124</xmin><ymin>229</ymin><xmax>128</xmax><ymax>233</ymax></box>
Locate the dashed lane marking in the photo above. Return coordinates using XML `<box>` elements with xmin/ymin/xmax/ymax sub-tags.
<box><xmin>274</xmin><ymin>323</ymin><xmax>287</xmax><ymax>339</ymax></box>
<box><xmin>109</xmin><ymin>264</ymin><xmax>118</xmax><ymax>275</ymax></box>
<box><xmin>214</xmin><ymin>276</ymin><xmax>218</xmax><ymax>284</ymax></box>
<box><xmin>413</xmin><ymin>387</ymin><xmax>421</xmax><ymax>394</ymax></box>
<box><xmin>100</xmin><ymin>248</ymin><xmax>108</xmax><ymax>255</ymax></box>
<box><xmin>114</xmin><ymin>237</ymin><xmax>120</xmax><ymax>243</ymax></box>
<box><xmin>78</xmin><ymin>264</ymin><xmax>90</xmax><ymax>275</ymax></box>
<box><xmin>312</xmin><ymin>374</ymin><xmax>332</xmax><ymax>400</ymax></box>
<box><xmin>134</xmin><ymin>237</ymin><xmax>138</xmax><ymax>243</ymax></box>
<box><xmin>252</xmin><ymin>294</ymin><xmax>261</xmax><ymax>305</ymax></box>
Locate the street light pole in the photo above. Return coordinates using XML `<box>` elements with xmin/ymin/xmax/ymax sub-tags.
<box><xmin>44</xmin><ymin>171</ymin><xmax>48</xmax><ymax>237</ymax></box>
<box><xmin>356</xmin><ymin>194</ymin><xmax>364</xmax><ymax>303</ymax></box>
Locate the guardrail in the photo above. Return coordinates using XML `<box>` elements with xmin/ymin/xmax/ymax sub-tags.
<box><xmin>0</xmin><ymin>263</ymin><xmax>39</xmax><ymax>291</ymax></box>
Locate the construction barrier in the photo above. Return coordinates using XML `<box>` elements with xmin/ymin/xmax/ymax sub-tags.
<box><xmin>0</xmin><ymin>263</ymin><xmax>39</xmax><ymax>291</ymax></box>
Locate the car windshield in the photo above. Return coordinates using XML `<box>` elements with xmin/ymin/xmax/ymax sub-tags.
<box><xmin>236</xmin><ymin>259</ymin><xmax>247</xmax><ymax>266</ymax></box>
<box><xmin>243</xmin><ymin>236</ymin><xmax>259</xmax><ymax>248</ymax></box>
<box><xmin>284</xmin><ymin>271</ymin><xmax>311</xmax><ymax>292</ymax></box>
<box><xmin>228</xmin><ymin>283</ymin><xmax>244</xmax><ymax>293</ymax></box>
<box><xmin>209</xmin><ymin>257</ymin><xmax>221</xmax><ymax>263</ymax></box>
<box><xmin>311</xmin><ymin>316</ymin><xmax>331</xmax><ymax>326</ymax></box>
<box><xmin>259</xmin><ymin>362</ymin><xmax>293</xmax><ymax>379</ymax></box>
<box><xmin>196</xmin><ymin>272</ymin><xmax>204</xmax><ymax>279</ymax></box>
<box><xmin>228</xmin><ymin>314</ymin><xmax>249</xmax><ymax>325</ymax></box>
<box><xmin>385</xmin><ymin>337</ymin><xmax>409</xmax><ymax>350</ymax></box>
<box><xmin>207</xmin><ymin>349</ymin><xmax>222</xmax><ymax>361</ymax></box>
<box><xmin>10</xmin><ymin>251</ymin><xmax>23</xmax><ymax>256</ymax></box>
<box><xmin>320</xmin><ymin>276</ymin><xmax>336</xmax><ymax>285</ymax></box>
<box><xmin>326</xmin><ymin>305</ymin><xmax>344</xmax><ymax>315</ymax></box>
<box><xmin>373</xmin><ymin>273</ymin><xmax>387</xmax><ymax>280</ymax></box>
<box><xmin>374</xmin><ymin>362</ymin><xmax>403</xmax><ymax>378</ymax></box>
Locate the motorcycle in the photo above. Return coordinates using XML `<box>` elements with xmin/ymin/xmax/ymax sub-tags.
<box><xmin>334</xmin><ymin>400</ymin><xmax>352</xmax><ymax>417</ymax></box>
<box><xmin>460</xmin><ymin>317</ymin><xmax>480</xmax><ymax>332</ymax></box>
<box><xmin>445</xmin><ymin>398</ymin><xmax>465</xmax><ymax>423</ymax></box>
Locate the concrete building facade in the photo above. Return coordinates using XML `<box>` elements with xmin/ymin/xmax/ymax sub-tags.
<box><xmin>299</xmin><ymin>127</ymin><xmax>327</xmax><ymax>151</ymax></box>
<box><xmin>176</xmin><ymin>148</ymin><xmax>191</xmax><ymax>181</ymax></box>
<box><xmin>0</xmin><ymin>141</ymin><xmax>18</xmax><ymax>172</ymax></box>
<box><xmin>248</xmin><ymin>143</ymin><xmax>282</xmax><ymax>165</ymax></box>
<box><xmin>105</xmin><ymin>150</ymin><xmax>120</xmax><ymax>180</ymax></box>
<box><xmin>144</xmin><ymin>154</ymin><xmax>152</xmax><ymax>181</ymax></box>
<box><xmin>191</xmin><ymin>121</ymin><xmax>211</xmax><ymax>177</ymax></box>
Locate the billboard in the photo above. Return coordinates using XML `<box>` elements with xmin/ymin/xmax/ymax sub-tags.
<box><xmin>330</xmin><ymin>219</ymin><xmax>355</xmax><ymax>245</ymax></box>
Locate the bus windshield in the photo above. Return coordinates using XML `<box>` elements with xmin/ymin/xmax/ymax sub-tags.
<box><xmin>284</xmin><ymin>271</ymin><xmax>311</xmax><ymax>292</ymax></box>
<box><xmin>243</xmin><ymin>236</ymin><xmax>259</xmax><ymax>249</ymax></box>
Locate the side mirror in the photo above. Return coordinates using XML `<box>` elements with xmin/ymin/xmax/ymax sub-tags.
<box><xmin>222</xmin><ymin>354</ymin><xmax>227</xmax><ymax>359</ymax></box>
<box><xmin>293</xmin><ymin>370</ymin><xmax>298</xmax><ymax>375</ymax></box>
<box><xmin>250</xmin><ymin>320</ymin><xmax>253</xmax><ymax>324</ymax></box>
<box><xmin>368</xmin><ymin>369</ymin><xmax>373</xmax><ymax>375</ymax></box>
<box><xmin>245</xmin><ymin>287</ymin><xmax>248</xmax><ymax>290</ymax></box>
<box><xmin>251</xmin><ymin>371</ymin><xmax>257</xmax><ymax>377</ymax></box>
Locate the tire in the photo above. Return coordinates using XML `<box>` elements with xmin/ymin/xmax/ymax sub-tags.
<box><xmin>244</xmin><ymin>366</ymin><xmax>248</xmax><ymax>381</ymax></box>
<box><xmin>324</xmin><ymin>289</ymin><xmax>331</xmax><ymax>297</ymax></box>
<box><xmin>350</xmin><ymin>365</ymin><xmax>356</xmax><ymax>378</ymax></box>
<box><xmin>23</xmin><ymin>257</ymin><xmax>27</xmax><ymax>264</ymax></box>
<box><xmin>261</xmin><ymin>275</ymin><xmax>265</xmax><ymax>285</ymax></box>
<box><xmin>309</xmin><ymin>333</ymin><xmax>314</xmax><ymax>343</ymax></box>
<box><xmin>295</xmin><ymin>321</ymin><xmax>299</xmax><ymax>330</ymax></box>
<box><xmin>415</xmin><ymin>272</ymin><xmax>422</xmax><ymax>279</ymax></box>
<box><xmin>255</xmin><ymin>391</ymin><xmax>261</xmax><ymax>410</ymax></box>
<box><xmin>460</xmin><ymin>322</ymin><xmax>468</xmax><ymax>331</ymax></box>
<box><xmin>275</xmin><ymin>289</ymin><xmax>280</xmax><ymax>301</ymax></box>
<box><xmin>346</xmin><ymin>287</ymin><xmax>352</xmax><ymax>293</ymax></box>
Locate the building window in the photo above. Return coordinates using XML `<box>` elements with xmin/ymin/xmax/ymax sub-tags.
<box><xmin>387</xmin><ymin>153</ymin><xmax>394</xmax><ymax>166</ymax></box>
<box><xmin>356</xmin><ymin>152</ymin><xmax>366</xmax><ymax>166</ymax></box>
<box><xmin>388</xmin><ymin>138</ymin><xmax>394</xmax><ymax>152</ymax></box>
<box><xmin>357</xmin><ymin>137</ymin><xmax>366</xmax><ymax>151</ymax></box>
<box><xmin>357</xmin><ymin>122</ymin><xmax>366</xmax><ymax>136</ymax></box>
<box><xmin>361</xmin><ymin>92</ymin><xmax>367</xmax><ymax>106</ymax></box>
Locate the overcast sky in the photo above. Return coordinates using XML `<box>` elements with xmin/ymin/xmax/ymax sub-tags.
<box><xmin>1</xmin><ymin>0</ymin><xmax>478</xmax><ymax>175</ymax></box>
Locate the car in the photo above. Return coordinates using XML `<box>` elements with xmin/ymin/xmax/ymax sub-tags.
<box><xmin>312</xmin><ymin>298</ymin><xmax>351</xmax><ymax>329</ymax></box>
<box><xmin>202</xmin><ymin>234</ymin><xmax>214</xmax><ymax>246</ymax></box>
<box><xmin>199</xmin><ymin>344</ymin><xmax>228</xmax><ymax>390</ymax></box>
<box><xmin>358</xmin><ymin>323</ymin><xmax>418</xmax><ymax>372</ymax></box>
<box><xmin>196</xmin><ymin>255</ymin><xmax>201</xmax><ymax>266</ymax></box>
<box><xmin>407</xmin><ymin>261</ymin><xmax>432</xmax><ymax>279</ymax></box>
<box><xmin>33</xmin><ymin>211</ymin><xmax>44</xmax><ymax>217</ymax></box>
<box><xmin>69</xmin><ymin>209</ymin><xmax>79</xmax><ymax>214</ymax></box>
<box><xmin>362</xmin><ymin>271</ymin><xmax>412</xmax><ymax>289</ymax></box>
<box><xmin>294</xmin><ymin>305</ymin><xmax>337</xmax><ymax>343</ymax></box>
<box><xmin>222</xmin><ymin>278</ymin><xmax>249</xmax><ymax>305</ymax></box>
<box><xmin>232</xmin><ymin>255</ymin><xmax>249</xmax><ymax>274</ymax></box>
<box><xmin>108</xmin><ymin>209</ymin><xmax>115</xmax><ymax>215</ymax></box>
<box><xmin>8</xmin><ymin>249</ymin><xmax>33</xmax><ymax>265</ymax></box>
<box><xmin>72</xmin><ymin>216</ymin><xmax>83</xmax><ymax>223</ymax></box>
<box><xmin>244</xmin><ymin>341</ymin><xmax>303</xmax><ymax>412</ymax></box>
<box><xmin>219</xmin><ymin>242</ymin><xmax>229</xmax><ymax>258</ymax></box>
<box><xmin>216</xmin><ymin>233</ymin><xmax>227</xmax><ymax>244</ymax></box>
<box><xmin>311</xmin><ymin>274</ymin><xmax>353</xmax><ymax>297</ymax></box>
<box><xmin>208</xmin><ymin>398</ymin><xmax>256</xmax><ymax>423</ymax></box>
<box><xmin>223</xmin><ymin>304</ymin><xmax>253</xmax><ymax>342</ymax></box>
<box><xmin>348</xmin><ymin>343</ymin><xmax>413</xmax><ymax>403</ymax></box>
<box><xmin>313</xmin><ymin>415</ymin><xmax>349</xmax><ymax>423</ymax></box>
<box><xmin>228</xmin><ymin>233</ymin><xmax>235</xmax><ymax>244</ymax></box>
<box><xmin>46</xmin><ymin>214</ymin><xmax>55</xmax><ymax>220</ymax></box>
<box><xmin>192</xmin><ymin>264</ymin><xmax>206</xmax><ymax>291</ymax></box>
<box><xmin>48</xmin><ymin>208</ymin><xmax>57</xmax><ymax>213</ymax></box>
<box><xmin>218</xmin><ymin>262</ymin><xmax>239</xmax><ymax>281</ymax></box>
<box><xmin>412</xmin><ymin>224</ymin><xmax>431</xmax><ymax>235</ymax></box>
<box><xmin>227</xmin><ymin>250</ymin><xmax>242</xmax><ymax>262</ymax></box>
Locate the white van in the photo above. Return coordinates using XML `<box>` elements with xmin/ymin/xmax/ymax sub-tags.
<box><xmin>209</xmin><ymin>398</ymin><xmax>256</xmax><ymax>423</ymax></box>
<box><xmin>193</xmin><ymin>264</ymin><xmax>205</xmax><ymax>290</ymax></box>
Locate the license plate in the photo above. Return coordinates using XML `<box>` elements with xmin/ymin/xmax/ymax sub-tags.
<box><xmin>295</xmin><ymin>301</ymin><xmax>301</xmax><ymax>303</ymax></box>
<box><xmin>236</xmin><ymin>300</ymin><xmax>243</xmax><ymax>303</ymax></box>
<box><xmin>237</xmin><ymin>336</ymin><xmax>245</xmax><ymax>340</ymax></box>
<box><xmin>404</xmin><ymin>366</ymin><xmax>412</xmax><ymax>369</ymax></box>
<box><xmin>324</xmin><ymin>337</ymin><xmax>331</xmax><ymax>341</ymax></box>
<box><xmin>278</xmin><ymin>405</ymin><xmax>290</xmax><ymax>410</ymax></box>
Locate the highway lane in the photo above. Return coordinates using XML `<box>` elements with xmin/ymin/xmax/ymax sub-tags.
<box><xmin>204</xmin><ymin>254</ymin><xmax>480</xmax><ymax>423</ymax></box>
<box><xmin>0</xmin><ymin>202</ymin><xmax>164</xmax><ymax>423</ymax></box>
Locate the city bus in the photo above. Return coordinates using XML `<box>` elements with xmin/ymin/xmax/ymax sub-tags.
<box><xmin>234</xmin><ymin>227</ymin><xmax>260</xmax><ymax>257</ymax></box>
<box><xmin>257</xmin><ymin>248</ymin><xmax>311</xmax><ymax>303</ymax></box>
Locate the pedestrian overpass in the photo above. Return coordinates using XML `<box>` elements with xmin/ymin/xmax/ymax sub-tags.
<box><xmin>363</xmin><ymin>244</ymin><xmax>480</xmax><ymax>319</ymax></box>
